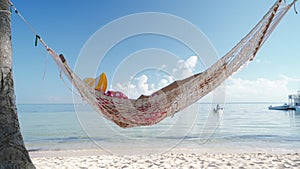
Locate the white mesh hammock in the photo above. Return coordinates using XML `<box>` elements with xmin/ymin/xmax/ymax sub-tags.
<box><xmin>31</xmin><ymin>0</ymin><xmax>297</xmax><ymax>128</ymax></box>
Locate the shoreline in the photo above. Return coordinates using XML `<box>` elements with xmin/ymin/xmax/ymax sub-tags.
<box><xmin>27</xmin><ymin>139</ymin><xmax>300</xmax><ymax>158</ymax></box>
<box><xmin>29</xmin><ymin>146</ymin><xmax>300</xmax><ymax>158</ymax></box>
<box><xmin>30</xmin><ymin>149</ymin><xmax>300</xmax><ymax>168</ymax></box>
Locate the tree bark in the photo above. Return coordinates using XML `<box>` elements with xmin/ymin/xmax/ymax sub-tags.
<box><xmin>0</xmin><ymin>0</ymin><xmax>35</xmax><ymax>168</ymax></box>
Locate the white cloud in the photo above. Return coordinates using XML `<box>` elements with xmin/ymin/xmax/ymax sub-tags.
<box><xmin>173</xmin><ymin>55</ymin><xmax>198</xmax><ymax>79</ymax></box>
<box><xmin>113</xmin><ymin>56</ymin><xmax>199</xmax><ymax>99</ymax></box>
<box><xmin>115</xmin><ymin>82</ymin><xmax>138</xmax><ymax>98</ymax></box>
<box><xmin>185</xmin><ymin>55</ymin><xmax>198</xmax><ymax>70</ymax></box>
<box><xmin>161</xmin><ymin>64</ymin><xmax>167</xmax><ymax>69</ymax></box>
<box><xmin>158</xmin><ymin>75</ymin><xmax>174</xmax><ymax>88</ymax></box>
<box><xmin>225</xmin><ymin>76</ymin><xmax>300</xmax><ymax>102</ymax></box>
<box><xmin>113</xmin><ymin>73</ymin><xmax>299</xmax><ymax>103</ymax></box>
<box><xmin>114</xmin><ymin>74</ymin><xmax>155</xmax><ymax>98</ymax></box>
<box><xmin>158</xmin><ymin>79</ymin><xmax>168</xmax><ymax>87</ymax></box>
<box><xmin>198</xmin><ymin>76</ymin><xmax>300</xmax><ymax>103</ymax></box>
<box><xmin>112</xmin><ymin>53</ymin><xmax>299</xmax><ymax>103</ymax></box>
<box><xmin>136</xmin><ymin>75</ymin><xmax>152</xmax><ymax>95</ymax></box>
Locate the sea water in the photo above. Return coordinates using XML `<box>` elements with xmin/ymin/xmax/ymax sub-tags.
<box><xmin>18</xmin><ymin>103</ymin><xmax>300</xmax><ymax>154</ymax></box>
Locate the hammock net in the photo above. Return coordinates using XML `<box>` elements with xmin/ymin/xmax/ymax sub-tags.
<box><xmin>34</xmin><ymin>0</ymin><xmax>295</xmax><ymax>128</ymax></box>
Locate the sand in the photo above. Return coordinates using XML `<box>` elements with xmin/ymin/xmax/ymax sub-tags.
<box><xmin>31</xmin><ymin>150</ymin><xmax>300</xmax><ymax>169</ymax></box>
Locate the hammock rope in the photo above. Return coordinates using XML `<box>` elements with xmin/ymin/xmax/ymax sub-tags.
<box><xmin>294</xmin><ymin>1</ymin><xmax>298</xmax><ymax>13</ymax></box>
<box><xmin>11</xmin><ymin>0</ymin><xmax>297</xmax><ymax>128</ymax></box>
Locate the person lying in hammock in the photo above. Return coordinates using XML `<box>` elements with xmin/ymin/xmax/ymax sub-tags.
<box><xmin>138</xmin><ymin>72</ymin><xmax>202</xmax><ymax>99</ymax></box>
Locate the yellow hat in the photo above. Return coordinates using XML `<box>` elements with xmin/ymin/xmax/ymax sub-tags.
<box><xmin>95</xmin><ymin>72</ymin><xmax>108</xmax><ymax>93</ymax></box>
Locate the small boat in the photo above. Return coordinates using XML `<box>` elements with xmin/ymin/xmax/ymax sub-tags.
<box><xmin>269</xmin><ymin>91</ymin><xmax>300</xmax><ymax>111</ymax></box>
<box><xmin>268</xmin><ymin>103</ymin><xmax>289</xmax><ymax>110</ymax></box>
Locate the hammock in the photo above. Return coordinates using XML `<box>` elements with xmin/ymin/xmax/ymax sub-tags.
<box><xmin>12</xmin><ymin>0</ymin><xmax>296</xmax><ymax>128</ymax></box>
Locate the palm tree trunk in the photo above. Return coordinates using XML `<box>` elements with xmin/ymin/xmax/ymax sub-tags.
<box><xmin>0</xmin><ymin>0</ymin><xmax>35</xmax><ymax>168</ymax></box>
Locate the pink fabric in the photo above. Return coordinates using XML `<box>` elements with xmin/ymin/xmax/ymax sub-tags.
<box><xmin>105</xmin><ymin>91</ymin><xmax>128</xmax><ymax>99</ymax></box>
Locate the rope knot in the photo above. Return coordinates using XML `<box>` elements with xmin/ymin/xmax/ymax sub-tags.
<box><xmin>35</xmin><ymin>35</ymin><xmax>40</xmax><ymax>46</ymax></box>
<box><xmin>59</xmin><ymin>54</ymin><xmax>66</xmax><ymax>63</ymax></box>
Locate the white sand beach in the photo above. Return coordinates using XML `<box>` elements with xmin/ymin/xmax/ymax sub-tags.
<box><xmin>31</xmin><ymin>149</ymin><xmax>300</xmax><ymax>169</ymax></box>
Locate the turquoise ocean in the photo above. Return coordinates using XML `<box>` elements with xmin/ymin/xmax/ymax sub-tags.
<box><xmin>18</xmin><ymin>103</ymin><xmax>300</xmax><ymax>154</ymax></box>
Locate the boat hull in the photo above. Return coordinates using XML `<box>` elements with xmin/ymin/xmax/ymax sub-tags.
<box><xmin>268</xmin><ymin>105</ymin><xmax>289</xmax><ymax>110</ymax></box>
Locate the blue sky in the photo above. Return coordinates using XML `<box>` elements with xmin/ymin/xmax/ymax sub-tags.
<box><xmin>10</xmin><ymin>0</ymin><xmax>300</xmax><ymax>104</ymax></box>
